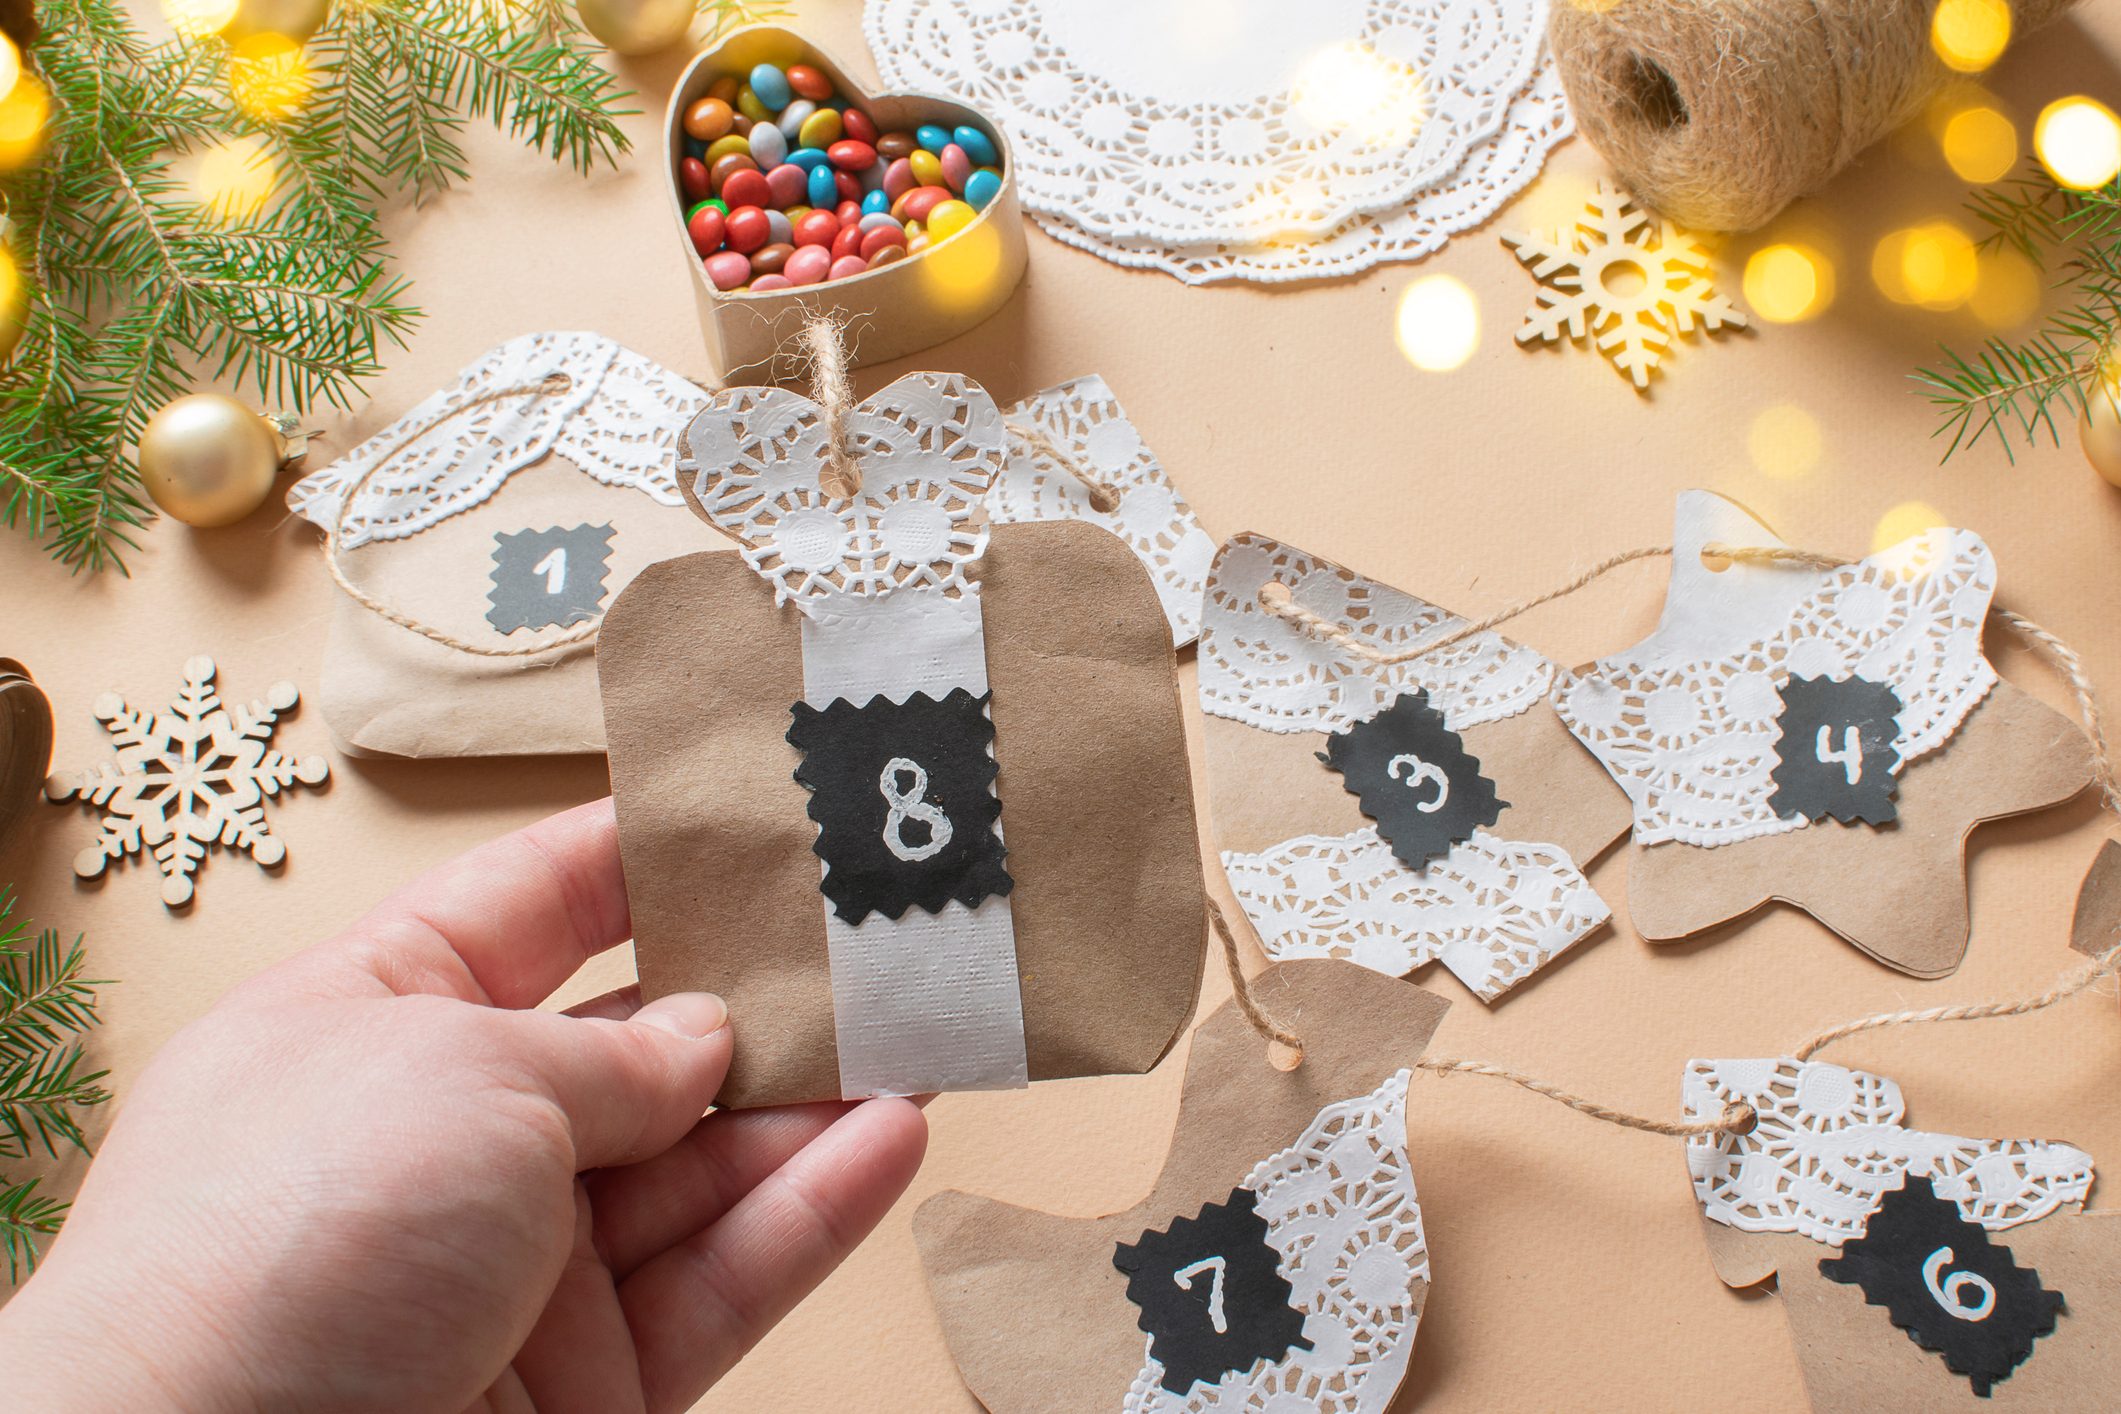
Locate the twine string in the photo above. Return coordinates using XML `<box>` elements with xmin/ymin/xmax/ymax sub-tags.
<box><xmin>1208</xmin><ymin>899</ymin><xmax>1304</xmax><ymax>1060</ymax></box>
<box><xmin>324</xmin><ymin>373</ymin><xmax>598</xmax><ymax>660</ymax></box>
<box><xmin>1002</xmin><ymin>419</ymin><xmax>1122</xmax><ymax>512</ymax></box>
<box><xmin>1223</xmin><ymin>532</ymin><xmax>2120</xmax><ymax>1141</ymax></box>
<box><xmin>801</xmin><ymin>314</ymin><xmax>863</xmax><ymax>498</ymax></box>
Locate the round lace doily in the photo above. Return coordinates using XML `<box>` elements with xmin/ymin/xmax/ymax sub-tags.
<box><xmin>1036</xmin><ymin>65</ymin><xmax>1572</xmax><ymax>285</ymax></box>
<box><xmin>865</xmin><ymin>0</ymin><xmax>1550</xmax><ymax>253</ymax></box>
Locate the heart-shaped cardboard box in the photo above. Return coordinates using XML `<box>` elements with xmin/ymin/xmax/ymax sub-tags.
<box><xmin>665</xmin><ymin>26</ymin><xmax>1028</xmax><ymax>384</ymax></box>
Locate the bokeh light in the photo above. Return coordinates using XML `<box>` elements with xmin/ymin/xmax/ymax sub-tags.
<box><xmin>1931</xmin><ymin>0</ymin><xmax>2011</xmax><ymax>73</ymax></box>
<box><xmin>2035</xmin><ymin>96</ymin><xmax>2121</xmax><ymax>190</ymax></box>
<box><xmin>1291</xmin><ymin>44</ymin><xmax>1426</xmax><ymax>144</ymax></box>
<box><xmin>228</xmin><ymin>34</ymin><xmax>314</xmax><ymax>122</ymax></box>
<box><xmin>193</xmin><ymin>135</ymin><xmax>278</xmax><ymax>223</ymax></box>
<box><xmin>1969</xmin><ymin>246</ymin><xmax>2043</xmax><ymax>329</ymax></box>
<box><xmin>163</xmin><ymin>0</ymin><xmax>241</xmax><ymax>38</ymax></box>
<box><xmin>1941</xmin><ymin>104</ymin><xmax>2017</xmax><ymax>183</ymax></box>
<box><xmin>1743</xmin><ymin>243</ymin><xmax>1834</xmax><ymax>323</ymax></box>
<box><xmin>0</xmin><ymin>34</ymin><xmax>19</xmax><ymax>107</ymax></box>
<box><xmin>0</xmin><ymin>72</ymin><xmax>48</xmax><ymax>170</ymax></box>
<box><xmin>1872</xmin><ymin>501</ymin><xmax>1948</xmax><ymax>558</ymax></box>
<box><xmin>1872</xmin><ymin>222</ymin><xmax>1979</xmax><ymax>310</ymax></box>
<box><xmin>1748</xmin><ymin>404</ymin><xmax>1823</xmax><ymax>481</ymax></box>
<box><xmin>1395</xmin><ymin>274</ymin><xmax>1479</xmax><ymax>372</ymax></box>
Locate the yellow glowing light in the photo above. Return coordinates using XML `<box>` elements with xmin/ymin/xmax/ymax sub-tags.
<box><xmin>1742</xmin><ymin>243</ymin><xmax>1834</xmax><ymax>323</ymax></box>
<box><xmin>0</xmin><ymin>72</ymin><xmax>48</xmax><ymax>170</ymax></box>
<box><xmin>2035</xmin><ymin>96</ymin><xmax>2121</xmax><ymax>191</ymax></box>
<box><xmin>913</xmin><ymin>220</ymin><xmax>1007</xmax><ymax>315</ymax></box>
<box><xmin>163</xmin><ymin>0</ymin><xmax>241</xmax><ymax>38</ymax></box>
<box><xmin>1291</xmin><ymin>43</ymin><xmax>1426</xmax><ymax>145</ymax></box>
<box><xmin>228</xmin><ymin>34</ymin><xmax>314</xmax><ymax>122</ymax></box>
<box><xmin>1931</xmin><ymin>0</ymin><xmax>2012</xmax><ymax>73</ymax></box>
<box><xmin>193</xmin><ymin>135</ymin><xmax>278</xmax><ymax>223</ymax></box>
<box><xmin>1941</xmin><ymin>104</ymin><xmax>2017</xmax><ymax>183</ymax></box>
<box><xmin>1872</xmin><ymin>501</ymin><xmax>1949</xmax><ymax>562</ymax></box>
<box><xmin>1395</xmin><ymin>274</ymin><xmax>1480</xmax><ymax>372</ymax></box>
<box><xmin>1748</xmin><ymin>404</ymin><xmax>1823</xmax><ymax>481</ymax></box>
<box><xmin>0</xmin><ymin>35</ymin><xmax>19</xmax><ymax>107</ymax></box>
<box><xmin>0</xmin><ymin>243</ymin><xmax>17</xmax><ymax>314</ymax></box>
<box><xmin>1969</xmin><ymin>245</ymin><xmax>2043</xmax><ymax>330</ymax></box>
<box><xmin>1874</xmin><ymin>222</ymin><xmax>1978</xmax><ymax>310</ymax></box>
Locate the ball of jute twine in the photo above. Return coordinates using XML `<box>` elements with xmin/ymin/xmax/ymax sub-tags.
<box><xmin>1548</xmin><ymin>0</ymin><xmax>2080</xmax><ymax>232</ymax></box>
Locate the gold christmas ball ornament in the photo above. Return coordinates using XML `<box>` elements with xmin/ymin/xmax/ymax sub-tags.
<box><xmin>2080</xmin><ymin>383</ymin><xmax>2121</xmax><ymax>489</ymax></box>
<box><xmin>221</xmin><ymin>0</ymin><xmax>332</xmax><ymax>45</ymax></box>
<box><xmin>574</xmin><ymin>0</ymin><xmax>693</xmax><ymax>56</ymax></box>
<box><xmin>138</xmin><ymin>393</ymin><xmax>297</xmax><ymax>528</ymax></box>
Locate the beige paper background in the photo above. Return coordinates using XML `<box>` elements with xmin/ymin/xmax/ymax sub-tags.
<box><xmin>3</xmin><ymin>4</ymin><xmax>2121</xmax><ymax>1409</ymax></box>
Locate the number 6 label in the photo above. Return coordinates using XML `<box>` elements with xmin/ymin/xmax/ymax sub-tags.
<box><xmin>488</xmin><ymin>523</ymin><xmax>616</xmax><ymax>634</ymax></box>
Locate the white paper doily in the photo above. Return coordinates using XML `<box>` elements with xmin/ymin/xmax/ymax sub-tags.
<box><xmin>865</xmin><ymin>0</ymin><xmax>1547</xmax><ymax>250</ymax></box>
<box><xmin>1037</xmin><ymin>64</ymin><xmax>1572</xmax><ymax>285</ymax></box>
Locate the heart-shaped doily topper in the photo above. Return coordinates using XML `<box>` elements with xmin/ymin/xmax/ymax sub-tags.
<box><xmin>677</xmin><ymin>367</ymin><xmax>1004</xmax><ymax>613</ymax></box>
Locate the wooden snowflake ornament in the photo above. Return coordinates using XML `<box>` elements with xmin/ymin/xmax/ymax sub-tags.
<box><xmin>1502</xmin><ymin>180</ymin><xmax>1747</xmax><ymax>389</ymax></box>
<box><xmin>45</xmin><ymin>657</ymin><xmax>329</xmax><ymax>908</ymax></box>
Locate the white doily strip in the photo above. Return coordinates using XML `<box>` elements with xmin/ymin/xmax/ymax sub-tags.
<box><xmin>1035</xmin><ymin>62</ymin><xmax>1572</xmax><ymax>284</ymax></box>
<box><xmin>682</xmin><ymin>373</ymin><xmax>1002</xmax><ymax>612</ymax></box>
<box><xmin>1200</xmin><ymin>533</ymin><xmax>1552</xmax><ymax>737</ymax></box>
<box><xmin>287</xmin><ymin>332</ymin><xmax>704</xmax><ymax>548</ymax></box>
<box><xmin>994</xmin><ymin>376</ymin><xmax>1215</xmax><ymax>646</ymax></box>
<box><xmin>1126</xmin><ymin>1070</ymin><xmax>1426</xmax><ymax>1414</ymax></box>
<box><xmin>1552</xmin><ymin>491</ymin><xmax>1999</xmax><ymax>848</ymax></box>
<box><xmin>865</xmin><ymin>0</ymin><xmax>1545</xmax><ymax>248</ymax></box>
<box><xmin>1684</xmin><ymin>1058</ymin><xmax>2094</xmax><ymax>1248</ymax></box>
<box><xmin>1224</xmin><ymin>828</ymin><xmax>1608</xmax><ymax>1001</ymax></box>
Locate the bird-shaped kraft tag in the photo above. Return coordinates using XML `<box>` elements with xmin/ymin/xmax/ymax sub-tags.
<box><xmin>916</xmin><ymin>960</ymin><xmax>1448</xmax><ymax>1413</ymax></box>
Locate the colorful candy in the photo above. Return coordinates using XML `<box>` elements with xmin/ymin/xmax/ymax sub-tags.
<box><xmin>676</xmin><ymin>61</ymin><xmax>1006</xmax><ymax>294</ymax></box>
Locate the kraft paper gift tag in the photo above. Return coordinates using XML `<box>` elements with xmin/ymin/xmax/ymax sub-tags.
<box><xmin>1683</xmin><ymin>1056</ymin><xmax>2111</xmax><ymax>1409</ymax></box>
<box><xmin>916</xmin><ymin>959</ymin><xmax>1448</xmax><ymax>1414</ymax></box>
<box><xmin>286</xmin><ymin>332</ymin><xmax>712</xmax><ymax>758</ymax></box>
<box><xmin>598</xmin><ymin>371</ymin><xmax>1205</xmax><ymax>1108</ymax></box>
<box><xmin>1554</xmin><ymin>490</ymin><xmax>2096</xmax><ymax>977</ymax></box>
<box><xmin>1199</xmin><ymin>533</ymin><xmax>1631</xmax><ymax>1002</ymax></box>
<box><xmin>2071</xmin><ymin>839</ymin><xmax>2121</xmax><ymax>959</ymax></box>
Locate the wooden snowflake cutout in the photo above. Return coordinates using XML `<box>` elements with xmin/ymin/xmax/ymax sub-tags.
<box><xmin>45</xmin><ymin>656</ymin><xmax>329</xmax><ymax>908</ymax></box>
<box><xmin>1502</xmin><ymin>180</ymin><xmax>1748</xmax><ymax>389</ymax></box>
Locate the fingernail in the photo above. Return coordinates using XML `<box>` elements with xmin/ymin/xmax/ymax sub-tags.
<box><xmin>633</xmin><ymin>992</ymin><xmax>728</xmax><ymax>1039</ymax></box>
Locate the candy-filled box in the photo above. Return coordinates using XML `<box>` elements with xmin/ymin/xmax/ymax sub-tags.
<box><xmin>665</xmin><ymin>26</ymin><xmax>1027</xmax><ymax>382</ymax></box>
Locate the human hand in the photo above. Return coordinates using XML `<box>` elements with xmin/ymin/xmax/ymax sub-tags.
<box><xmin>0</xmin><ymin>799</ymin><xmax>928</xmax><ymax>1413</ymax></box>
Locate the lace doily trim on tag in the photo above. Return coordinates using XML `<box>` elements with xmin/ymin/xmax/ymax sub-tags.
<box><xmin>1200</xmin><ymin>535</ymin><xmax>1552</xmax><ymax>736</ymax></box>
<box><xmin>681</xmin><ymin>373</ymin><xmax>1003</xmax><ymax>609</ymax></box>
<box><xmin>287</xmin><ymin>332</ymin><xmax>704</xmax><ymax>548</ymax></box>
<box><xmin>1684</xmin><ymin>1058</ymin><xmax>2094</xmax><ymax>1246</ymax></box>
<box><xmin>994</xmin><ymin>375</ymin><xmax>1215</xmax><ymax>645</ymax></box>
<box><xmin>1556</xmin><ymin>529</ymin><xmax>2000</xmax><ymax>847</ymax></box>
<box><xmin>1125</xmin><ymin>1070</ymin><xmax>1426</xmax><ymax>1414</ymax></box>
<box><xmin>1224</xmin><ymin>828</ymin><xmax>1608</xmax><ymax>1002</ymax></box>
<box><xmin>865</xmin><ymin>0</ymin><xmax>1545</xmax><ymax>248</ymax></box>
<box><xmin>1034</xmin><ymin>63</ymin><xmax>1573</xmax><ymax>285</ymax></box>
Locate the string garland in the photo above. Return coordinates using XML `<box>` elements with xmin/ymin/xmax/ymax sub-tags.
<box><xmin>1216</xmin><ymin>533</ymin><xmax>2121</xmax><ymax>1143</ymax></box>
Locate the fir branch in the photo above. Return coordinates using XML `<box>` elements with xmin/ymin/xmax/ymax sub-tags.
<box><xmin>1917</xmin><ymin>161</ymin><xmax>2121</xmax><ymax>461</ymax></box>
<box><xmin>0</xmin><ymin>890</ymin><xmax>107</xmax><ymax>1281</ymax></box>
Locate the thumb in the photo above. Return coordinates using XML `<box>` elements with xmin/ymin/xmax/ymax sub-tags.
<box><xmin>496</xmin><ymin>993</ymin><xmax>734</xmax><ymax>1171</ymax></box>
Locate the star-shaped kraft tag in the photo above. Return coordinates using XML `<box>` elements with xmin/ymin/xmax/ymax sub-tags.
<box><xmin>1553</xmin><ymin>492</ymin><xmax>2094</xmax><ymax>977</ymax></box>
<box><xmin>915</xmin><ymin>960</ymin><xmax>1448</xmax><ymax>1413</ymax></box>
<box><xmin>1198</xmin><ymin>534</ymin><xmax>1632</xmax><ymax>1003</ymax></box>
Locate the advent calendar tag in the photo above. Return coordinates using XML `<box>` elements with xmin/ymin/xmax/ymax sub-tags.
<box><xmin>1555</xmin><ymin>491</ymin><xmax>2096</xmax><ymax>976</ymax></box>
<box><xmin>1683</xmin><ymin>1057</ymin><xmax>2113</xmax><ymax>1408</ymax></box>
<box><xmin>598</xmin><ymin>372</ymin><xmax>1205</xmax><ymax>1108</ymax></box>
<box><xmin>917</xmin><ymin>960</ymin><xmax>1448</xmax><ymax>1413</ymax></box>
<box><xmin>1198</xmin><ymin>534</ymin><xmax>1631</xmax><ymax>1002</ymax></box>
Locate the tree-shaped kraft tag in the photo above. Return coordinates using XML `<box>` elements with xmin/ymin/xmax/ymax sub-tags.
<box><xmin>1553</xmin><ymin>490</ymin><xmax>2096</xmax><ymax>977</ymax></box>
<box><xmin>917</xmin><ymin>959</ymin><xmax>1449</xmax><ymax>1412</ymax></box>
<box><xmin>1198</xmin><ymin>533</ymin><xmax>1633</xmax><ymax>1002</ymax></box>
<box><xmin>597</xmin><ymin>371</ymin><xmax>1206</xmax><ymax>1108</ymax></box>
<box><xmin>1681</xmin><ymin>1057</ymin><xmax>2113</xmax><ymax>1408</ymax></box>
